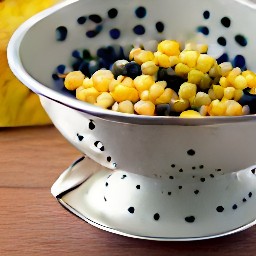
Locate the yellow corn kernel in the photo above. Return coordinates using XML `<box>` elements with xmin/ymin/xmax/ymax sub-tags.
<box><xmin>175</xmin><ymin>63</ymin><xmax>191</xmax><ymax>78</ymax></box>
<box><xmin>212</xmin><ymin>84</ymin><xmax>224</xmax><ymax>99</ymax></box>
<box><xmin>234</xmin><ymin>89</ymin><xmax>243</xmax><ymax>101</ymax></box>
<box><xmin>192</xmin><ymin>92</ymin><xmax>211</xmax><ymax>107</ymax></box>
<box><xmin>224</xmin><ymin>100</ymin><xmax>243</xmax><ymax>116</ymax></box>
<box><xmin>226</xmin><ymin>67</ymin><xmax>241</xmax><ymax>86</ymax></box>
<box><xmin>209</xmin><ymin>62</ymin><xmax>222</xmax><ymax>78</ymax></box>
<box><xmin>223</xmin><ymin>87</ymin><xmax>236</xmax><ymax>100</ymax></box>
<box><xmin>180</xmin><ymin>110</ymin><xmax>202</xmax><ymax>118</ymax></box>
<box><xmin>117</xmin><ymin>75</ymin><xmax>125</xmax><ymax>82</ymax></box>
<box><xmin>172</xmin><ymin>99</ymin><xmax>190</xmax><ymax>112</ymax></box>
<box><xmin>134</xmin><ymin>75</ymin><xmax>155</xmax><ymax>92</ymax></box>
<box><xmin>64</xmin><ymin>71</ymin><xmax>85</xmax><ymax>90</ymax></box>
<box><xmin>140</xmin><ymin>90</ymin><xmax>150</xmax><ymax>101</ymax></box>
<box><xmin>208</xmin><ymin>88</ymin><xmax>217</xmax><ymax>100</ymax></box>
<box><xmin>184</xmin><ymin>42</ymin><xmax>208</xmax><ymax>53</ymax></box>
<box><xmin>121</xmin><ymin>77</ymin><xmax>135</xmax><ymax>88</ymax></box>
<box><xmin>219</xmin><ymin>77</ymin><xmax>230</xmax><ymax>88</ymax></box>
<box><xmin>196</xmin><ymin>54</ymin><xmax>215</xmax><ymax>73</ymax></box>
<box><xmin>244</xmin><ymin>73</ymin><xmax>256</xmax><ymax>88</ymax></box>
<box><xmin>179</xmin><ymin>50</ymin><xmax>199</xmax><ymax>68</ymax></box>
<box><xmin>95</xmin><ymin>92</ymin><xmax>115</xmax><ymax>108</ymax></box>
<box><xmin>250</xmin><ymin>87</ymin><xmax>256</xmax><ymax>95</ymax></box>
<box><xmin>169</xmin><ymin>56</ymin><xmax>180</xmax><ymax>67</ymax></box>
<box><xmin>157</xmin><ymin>40</ymin><xmax>181</xmax><ymax>56</ymax></box>
<box><xmin>134</xmin><ymin>50</ymin><xmax>155</xmax><ymax>65</ymax></box>
<box><xmin>199</xmin><ymin>105</ymin><xmax>209</xmax><ymax>116</ymax></box>
<box><xmin>129</xmin><ymin>47</ymin><xmax>142</xmax><ymax>60</ymax></box>
<box><xmin>112</xmin><ymin>102</ymin><xmax>119</xmax><ymax>112</ymax></box>
<box><xmin>155</xmin><ymin>81</ymin><xmax>167</xmax><ymax>89</ymax></box>
<box><xmin>76</xmin><ymin>86</ymin><xmax>84</xmax><ymax>94</ymax></box>
<box><xmin>134</xmin><ymin>100</ymin><xmax>155</xmax><ymax>116</ymax></box>
<box><xmin>155</xmin><ymin>88</ymin><xmax>174</xmax><ymax>104</ymax></box>
<box><xmin>149</xmin><ymin>83</ymin><xmax>165</xmax><ymax>101</ymax></box>
<box><xmin>82</xmin><ymin>77</ymin><xmax>94</xmax><ymax>88</ymax></box>
<box><xmin>188</xmin><ymin>69</ymin><xmax>204</xmax><ymax>84</ymax></box>
<box><xmin>154</xmin><ymin>51</ymin><xmax>171</xmax><ymax>68</ymax></box>
<box><xmin>178</xmin><ymin>82</ymin><xmax>197</xmax><ymax>99</ymax></box>
<box><xmin>208</xmin><ymin>99</ymin><xmax>226</xmax><ymax>116</ymax></box>
<box><xmin>199</xmin><ymin>74</ymin><xmax>212</xmax><ymax>90</ymax></box>
<box><xmin>219</xmin><ymin>62</ymin><xmax>233</xmax><ymax>77</ymax></box>
<box><xmin>118</xmin><ymin>100</ymin><xmax>134</xmax><ymax>114</ymax></box>
<box><xmin>111</xmin><ymin>84</ymin><xmax>139</xmax><ymax>103</ymax></box>
<box><xmin>233</xmin><ymin>75</ymin><xmax>247</xmax><ymax>90</ymax></box>
<box><xmin>92</xmin><ymin>69</ymin><xmax>114</xmax><ymax>92</ymax></box>
<box><xmin>141</xmin><ymin>61</ymin><xmax>159</xmax><ymax>75</ymax></box>
<box><xmin>76</xmin><ymin>87</ymin><xmax>100</xmax><ymax>104</ymax></box>
<box><xmin>109</xmin><ymin>79</ymin><xmax>120</xmax><ymax>92</ymax></box>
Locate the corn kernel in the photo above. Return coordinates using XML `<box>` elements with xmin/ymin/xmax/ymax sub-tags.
<box><xmin>64</xmin><ymin>71</ymin><xmax>85</xmax><ymax>90</ymax></box>
<box><xmin>157</xmin><ymin>40</ymin><xmax>180</xmax><ymax>56</ymax></box>
<box><xmin>109</xmin><ymin>79</ymin><xmax>119</xmax><ymax>92</ymax></box>
<box><xmin>134</xmin><ymin>75</ymin><xmax>155</xmax><ymax>92</ymax></box>
<box><xmin>154</xmin><ymin>51</ymin><xmax>171</xmax><ymax>68</ymax></box>
<box><xmin>208</xmin><ymin>88</ymin><xmax>217</xmax><ymax>100</ymax></box>
<box><xmin>175</xmin><ymin>63</ymin><xmax>191</xmax><ymax>78</ymax></box>
<box><xmin>192</xmin><ymin>92</ymin><xmax>211</xmax><ymax>107</ymax></box>
<box><xmin>179</xmin><ymin>50</ymin><xmax>199</xmax><ymax>68</ymax></box>
<box><xmin>169</xmin><ymin>56</ymin><xmax>180</xmax><ymax>67</ymax></box>
<box><xmin>199</xmin><ymin>105</ymin><xmax>209</xmax><ymax>116</ymax></box>
<box><xmin>196</xmin><ymin>54</ymin><xmax>215</xmax><ymax>73</ymax></box>
<box><xmin>208</xmin><ymin>99</ymin><xmax>226</xmax><ymax>116</ymax></box>
<box><xmin>188</xmin><ymin>69</ymin><xmax>204</xmax><ymax>84</ymax></box>
<box><xmin>121</xmin><ymin>77</ymin><xmax>135</xmax><ymax>88</ymax></box>
<box><xmin>129</xmin><ymin>48</ymin><xmax>142</xmax><ymax>60</ymax></box>
<box><xmin>180</xmin><ymin>110</ymin><xmax>202</xmax><ymax>118</ymax></box>
<box><xmin>212</xmin><ymin>84</ymin><xmax>224</xmax><ymax>99</ymax></box>
<box><xmin>149</xmin><ymin>83</ymin><xmax>165</xmax><ymax>101</ymax></box>
<box><xmin>234</xmin><ymin>89</ymin><xmax>243</xmax><ymax>101</ymax></box>
<box><xmin>112</xmin><ymin>102</ymin><xmax>119</xmax><ymax>112</ymax></box>
<box><xmin>118</xmin><ymin>100</ymin><xmax>134</xmax><ymax>114</ymax></box>
<box><xmin>172</xmin><ymin>99</ymin><xmax>190</xmax><ymax>112</ymax></box>
<box><xmin>76</xmin><ymin>87</ymin><xmax>100</xmax><ymax>104</ymax></box>
<box><xmin>134</xmin><ymin>50</ymin><xmax>155</xmax><ymax>65</ymax></box>
<box><xmin>233</xmin><ymin>75</ymin><xmax>247</xmax><ymax>90</ymax></box>
<box><xmin>224</xmin><ymin>100</ymin><xmax>243</xmax><ymax>116</ymax></box>
<box><xmin>219</xmin><ymin>77</ymin><xmax>230</xmax><ymax>88</ymax></box>
<box><xmin>209</xmin><ymin>62</ymin><xmax>221</xmax><ymax>78</ymax></box>
<box><xmin>92</xmin><ymin>70</ymin><xmax>114</xmax><ymax>92</ymax></box>
<box><xmin>82</xmin><ymin>77</ymin><xmax>94</xmax><ymax>88</ymax></box>
<box><xmin>244</xmin><ymin>73</ymin><xmax>256</xmax><ymax>88</ymax></box>
<box><xmin>141</xmin><ymin>61</ymin><xmax>159</xmax><ymax>75</ymax></box>
<box><xmin>199</xmin><ymin>74</ymin><xmax>212</xmax><ymax>90</ymax></box>
<box><xmin>140</xmin><ymin>90</ymin><xmax>150</xmax><ymax>101</ymax></box>
<box><xmin>223</xmin><ymin>87</ymin><xmax>235</xmax><ymax>100</ymax></box>
<box><xmin>95</xmin><ymin>92</ymin><xmax>115</xmax><ymax>108</ymax></box>
<box><xmin>111</xmin><ymin>84</ymin><xmax>139</xmax><ymax>103</ymax></box>
<box><xmin>226</xmin><ymin>67</ymin><xmax>241</xmax><ymax>85</ymax></box>
<box><xmin>178</xmin><ymin>82</ymin><xmax>197</xmax><ymax>99</ymax></box>
<box><xmin>155</xmin><ymin>81</ymin><xmax>167</xmax><ymax>89</ymax></box>
<box><xmin>155</xmin><ymin>88</ymin><xmax>174</xmax><ymax>104</ymax></box>
<box><xmin>219</xmin><ymin>62</ymin><xmax>233</xmax><ymax>77</ymax></box>
<box><xmin>134</xmin><ymin>100</ymin><xmax>155</xmax><ymax>116</ymax></box>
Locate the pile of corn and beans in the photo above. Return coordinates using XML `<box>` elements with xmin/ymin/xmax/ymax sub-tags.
<box><xmin>64</xmin><ymin>40</ymin><xmax>256</xmax><ymax>117</ymax></box>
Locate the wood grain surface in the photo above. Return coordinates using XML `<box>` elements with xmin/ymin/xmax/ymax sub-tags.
<box><xmin>1</xmin><ymin>125</ymin><xmax>256</xmax><ymax>256</ymax></box>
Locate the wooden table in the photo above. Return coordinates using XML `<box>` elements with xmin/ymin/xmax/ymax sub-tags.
<box><xmin>0</xmin><ymin>125</ymin><xmax>256</xmax><ymax>256</ymax></box>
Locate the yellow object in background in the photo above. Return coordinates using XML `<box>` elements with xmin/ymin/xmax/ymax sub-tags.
<box><xmin>0</xmin><ymin>0</ymin><xmax>59</xmax><ymax>127</ymax></box>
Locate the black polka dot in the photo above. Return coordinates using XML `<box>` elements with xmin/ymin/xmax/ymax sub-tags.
<box><xmin>203</xmin><ymin>10</ymin><xmax>210</xmax><ymax>19</ymax></box>
<box><xmin>232</xmin><ymin>204</ymin><xmax>238</xmax><ymax>210</ymax></box>
<box><xmin>233</xmin><ymin>55</ymin><xmax>246</xmax><ymax>69</ymax></box>
<box><xmin>135</xmin><ymin>6</ymin><xmax>147</xmax><ymax>18</ymax></box>
<box><xmin>185</xmin><ymin>216</ymin><xmax>195</xmax><ymax>223</ymax></box>
<box><xmin>94</xmin><ymin>141</ymin><xmax>105</xmax><ymax>151</ymax></box>
<box><xmin>154</xmin><ymin>213</ymin><xmax>160</xmax><ymax>221</ymax></box>
<box><xmin>77</xmin><ymin>133</ymin><xmax>84</xmax><ymax>141</ymax></box>
<box><xmin>194</xmin><ymin>190</ymin><xmax>199</xmax><ymax>195</ymax></box>
<box><xmin>243</xmin><ymin>198</ymin><xmax>247</xmax><ymax>202</ymax></box>
<box><xmin>121</xmin><ymin>175</ymin><xmax>127</xmax><ymax>179</ymax></box>
<box><xmin>88</xmin><ymin>14</ymin><xmax>102</xmax><ymax>23</ymax></box>
<box><xmin>89</xmin><ymin>120</ymin><xmax>95</xmax><ymax>130</ymax></box>
<box><xmin>108</xmin><ymin>8</ymin><xmax>118</xmax><ymax>19</ymax></box>
<box><xmin>86</xmin><ymin>25</ymin><xmax>103</xmax><ymax>38</ymax></box>
<box><xmin>251</xmin><ymin>168</ymin><xmax>256</xmax><ymax>174</ymax></box>
<box><xmin>128</xmin><ymin>207</ymin><xmax>135</xmax><ymax>214</ymax></box>
<box><xmin>216</xmin><ymin>168</ymin><xmax>222</xmax><ymax>172</ymax></box>
<box><xmin>179</xmin><ymin>168</ymin><xmax>183</xmax><ymax>173</ymax></box>
<box><xmin>77</xmin><ymin>16</ymin><xmax>87</xmax><ymax>24</ymax></box>
<box><xmin>249</xmin><ymin>192</ymin><xmax>253</xmax><ymax>198</ymax></box>
<box><xmin>155</xmin><ymin>21</ymin><xmax>164</xmax><ymax>33</ymax></box>
<box><xmin>192</xmin><ymin>166</ymin><xmax>196</xmax><ymax>170</ymax></box>
<box><xmin>107</xmin><ymin>156</ymin><xmax>111</xmax><ymax>162</ymax></box>
<box><xmin>197</xmin><ymin>26</ymin><xmax>209</xmax><ymax>35</ymax></box>
<box><xmin>52</xmin><ymin>73</ymin><xmax>59</xmax><ymax>80</ymax></box>
<box><xmin>169</xmin><ymin>176</ymin><xmax>174</xmax><ymax>179</ymax></box>
<box><xmin>200</xmin><ymin>178</ymin><xmax>205</xmax><ymax>182</ymax></box>
<box><xmin>104</xmin><ymin>196</ymin><xmax>107</xmax><ymax>201</ymax></box>
<box><xmin>171</xmin><ymin>164</ymin><xmax>176</xmax><ymax>168</ymax></box>
<box><xmin>210</xmin><ymin>174</ymin><xmax>215</xmax><ymax>178</ymax></box>
<box><xmin>221</xmin><ymin>17</ymin><xmax>231</xmax><ymax>27</ymax></box>
<box><xmin>136</xmin><ymin>185</ymin><xmax>140</xmax><ymax>189</ymax></box>
<box><xmin>235</xmin><ymin>34</ymin><xmax>247</xmax><ymax>47</ymax></box>
<box><xmin>133</xmin><ymin>25</ymin><xmax>145</xmax><ymax>35</ymax></box>
<box><xmin>109</xmin><ymin>28</ymin><xmax>121</xmax><ymax>39</ymax></box>
<box><xmin>168</xmin><ymin>192</ymin><xmax>172</xmax><ymax>195</ymax></box>
<box><xmin>217</xmin><ymin>36</ymin><xmax>227</xmax><ymax>46</ymax></box>
<box><xmin>178</xmin><ymin>186</ymin><xmax>182</xmax><ymax>190</ymax></box>
<box><xmin>105</xmin><ymin>182</ymin><xmax>108</xmax><ymax>187</ymax></box>
<box><xmin>216</xmin><ymin>206</ymin><xmax>224</xmax><ymax>212</ymax></box>
<box><xmin>56</xmin><ymin>26</ymin><xmax>68</xmax><ymax>41</ymax></box>
<box><xmin>187</xmin><ymin>149</ymin><xmax>195</xmax><ymax>156</ymax></box>
<box><xmin>199</xmin><ymin>165</ymin><xmax>204</xmax><ymax>169</ymax></box>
